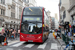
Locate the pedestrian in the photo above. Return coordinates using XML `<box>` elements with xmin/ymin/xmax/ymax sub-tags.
<box><xmin>11</xmin><ymin>29</ymin><xmax>15</xmax><ymax>39</ymax></box>
<box><xmin>5</xmin><ymin>29</ymin><xmax>9</xmax><ymax>37</ymax></box>
<box><xmin>14</xmin><ymin>29</ymin><xmax>17</xmax><ymax>37</ymax></box>
<box><xmin>18</xmin><ymin>29</ymin><xmax>20</xmax><ymax>37</ymax></box>
<box><xmin>64</xmin><ymin>29</ymin><xmax>67</xmax><ymax>35</ymax></box>
<box><xmin>0</xmin><ymin>27</ymin><xmax>6</xmax><ymax>44</ymax></box>
<box><xmin>56</xmin><ymin>29</ymin><xmax>61</xmax><ymax>38</ymax></box>
<box><xmin>9</xmin><ymin>29</ymin><xmax>11</xmax><ymax>38</ymax></box>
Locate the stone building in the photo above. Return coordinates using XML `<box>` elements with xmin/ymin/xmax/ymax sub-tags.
<box><xmin>51</xmin><ymin>17</ymin><xmax>55</xmax><ymax>30</ymax></box>
<box><xmin>59</xmin><ymin>0</ymin><xmax>71</xmax><ymax>25</ymax></box>
<box><xmin>55</xmin><ymin>13</ymin><xmax>59</xmax><ymax>29</ymax></box>
<box><xmin>68</xmin><ymin>0</ymin><xmax>75</xmax><ymax>24</ymax></box>
<box><xmin>46</xmin><ymin>10</ymin><xmax>51</xmax><ymax>29</ymax></box>
<box><xmin>0</xmin><ymin>0</ymin><xmax>36</xmax><ymax>29</ymax></box>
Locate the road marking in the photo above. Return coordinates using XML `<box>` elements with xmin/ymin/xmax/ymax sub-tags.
<box><xmin>8</xmin><ymin>40</ymin><xmax>20</xmax><ymax>45</ymax></box>
<box><xmin>6</xmin><ymin>48</ymin><xmax>13</xmax><ymax>50</ymax></box>
<box><xmin>8</xmin><ymin>40</ymin><xmax>11</xmax><ymax>42</ymax></box>
<box><xmin>37</xmin><ymin>43</ymin><xmax>47</xmax><ymax>49</ymax></box>
<box><xmin>0</xmin><ymin>48</ymin><xmax>2</xmax><ymax>49</ymax></box>
<box><xmin>51</xmin><ymin>43</ymin><xmax>58</xmax><ymax>50</ymax></box>
<box><xmin>10</xmin><ymin>42</ymin><xmax>25</xmax><ymax>47</ymax></box>
<box><xmin>24</xmin><ymin>44</ymin><xmax>34</xmax><ymax>48</ymax></box>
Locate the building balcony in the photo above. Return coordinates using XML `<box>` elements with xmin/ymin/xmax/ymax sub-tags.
<box><xmin>6</xmin><ymin>0</ymin><xmax>12</xmax><ymax>6</ymax></box>
<box><xmin>0</xmin><ymin>15</ymin><xmax>20</xmax><ymax>22</ymax></box>
<box><xmin>0</xmin><ymin>15</ymin><xmax>10</xmax><ymax>20</ymax></box>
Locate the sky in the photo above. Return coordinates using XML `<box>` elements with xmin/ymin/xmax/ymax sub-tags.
<box><xmin>36</xmin><ymin>0</ymin><xmax>59</xmax><ymax>20</ymax></box>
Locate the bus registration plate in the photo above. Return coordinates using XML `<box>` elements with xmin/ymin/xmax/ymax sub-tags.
<box><xmin>28</xmin><ymin>40</ymin><xmax>33</xmax><ymax>42</ymax></box>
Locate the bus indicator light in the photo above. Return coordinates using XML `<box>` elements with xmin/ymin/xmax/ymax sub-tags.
<box><xmin>43</xmin><ymin>24</ymin><xmax>45</xmax><ymax>27</ymax></box>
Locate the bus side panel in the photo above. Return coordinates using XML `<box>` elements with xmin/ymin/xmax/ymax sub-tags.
<box><xmin>42</xmin><ymin>8</ymin><xmax>45</xmax><ymax>42</ymax></box>
<box><xmin>20</xmin><ymin>7</ymin><xmax>25</xmax><ymax>36</ymax></box>
<box><xmin>43</xmin><ymin>8</ymin><xmax>49</xmax><ymax>41</ymax></box>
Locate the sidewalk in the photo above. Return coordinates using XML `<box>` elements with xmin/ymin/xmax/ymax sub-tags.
<box><xmin>7</xmin><ymin>37</ymin><xmax>19</xmax><ymax>43</ymax></box>
<box><xmin>57</xmin><ymin>37</ymin><xmax>66</xmax><ymax>50</ymax></box>
<box><xmin>69</xmin><ymin>36</ymin><xmax>75</xmax><ymax>40</ymax></box>
<box><xmin>57</xmin><ymin>35</ymin><xmax>75</xmax><ymax>50</ymax></box>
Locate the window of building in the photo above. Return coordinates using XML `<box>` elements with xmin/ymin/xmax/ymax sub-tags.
<box><xmin>1</xmin><ymin>0</ymin><xmax>5</xmax><ymax>4</ymax></box>
<box><xmin>1</xmin><ymin>9</ymin><xmax>5</xmax><ymax>15</ymax></box>
<box><xmin>11</xmin><ymin>12</ymin><xmax>15</xmax><ymax>18</ymax></box>
<box><xmin>1</xmin><ymin>9</ymin><xmax>3</xmax><ymax>15</ymax></box>
<box><xmin>19</xmin><ymin>8</ymin><xmax>22</xmax><ymax>12</ymax></box>
<box><xmin>11</xmin><ymin>4</ymin><xmax>15</xmax><ymax>9</ymax></box>
<box><xmin>19</xmin><ymin>8</ymin><xmax>22</xmax><ymax>19</ymax></box>
<box><xmin>22</xmin><ymin>0</ymin><xmax>29</xmax><ymax>3</ymax></box>
<box><xmin>63</xmin><ymin>11</ymin><xmax>66</xmax><ymax>19</ymax></box>
<box><xmin>19</xmin><ymin>15</ymin><xmax>21</xmax><ymax>19</ymax></box>
<box><xmin>3</xmin><ymin>9</ymin><xmax>5</xmax><ymax>15</ymax></box>
<box><xmin>60</xmin><ymin>0</ymin><xmax>61</xmax><ymax>6</ymax></box>
<box><xmin>26</xmin><ymin>0</ymin><xmax>29</xmax><ymax>3</ymax></box>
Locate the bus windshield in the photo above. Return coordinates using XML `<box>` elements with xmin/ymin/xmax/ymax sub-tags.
<box><xmin>23</xmin><ymin>7</ymin><xmax>42</xmax><ymax>15</ymax></box>
<box><xmin>21</xmin><ymin>7</ymin><xmax>43</xmax><ymax>34</ymax></box>
<box><xmin>21</xmin><ymin>22</ymin><xmax>42</xmax><ymax>34</ymax></box>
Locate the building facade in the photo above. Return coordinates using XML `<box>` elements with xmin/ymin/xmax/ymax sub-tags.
<box><xmin>68</xmin><ymin>0</ymin><xmax>75</xmax><ymax>25</ymax></box>
<box><xmin>59</xmin><ymin>0</ymin><xmax>71</xmax><ymax>25</ymax></box>
<box><xmin>55</xmin><ymin>13</ymin><xmax>59</xmax><ymax>29</ymax></box>
<box><xmin>51</xmin><ymin>17</ymin><xmax>55</xmax><ymax>30</ymax></box>
<box><xmin>46</xmin><ymin>10</ymin><xmax>51</xmax><ymax>30</ymax></box>
<box><xmin>0</xmin><ymin>0</ymin><xmax>36</xmax><ymax>29</ymax></box>
<box><xmin>23</xmin><ymin>0</ymin><xmax>36</xmax><ymax>7</ymax></box>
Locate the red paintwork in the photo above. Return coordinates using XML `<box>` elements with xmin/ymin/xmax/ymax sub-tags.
<box><xmin>20</xmin><ymin>33</ymin><xmax>43</xmax><ymax>43</ymax></box>
<box><xmin>20</xmin><ymin>7</ymin><xmax>25</xmax><ymax>31</ymax></box>
<box><xmin>20</xmin><ymin>7</ymin><xmax>45</xmax><ymax>43</ymax></box>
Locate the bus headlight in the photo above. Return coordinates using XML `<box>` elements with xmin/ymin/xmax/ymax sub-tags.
<box><xmin>21</xmin><ymin>35</ymin><xmax>24</xmax><ymax>38</ymax></box>
<box><xmin>38</xmin><ymin>36</ymin><xmax>41</xmax><ymax>39</ymax></box>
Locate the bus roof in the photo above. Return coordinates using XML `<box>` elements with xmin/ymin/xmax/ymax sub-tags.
<box><xmin>24</xmin><ymin>7</ymin><xmax>44</xmax><ymax>9</ymax></box>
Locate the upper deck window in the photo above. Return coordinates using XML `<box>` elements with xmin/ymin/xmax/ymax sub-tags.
<box><xmin>23</xmin><ymin>7</ymin><xmax>42</xmax><ymax>15</ymax></box>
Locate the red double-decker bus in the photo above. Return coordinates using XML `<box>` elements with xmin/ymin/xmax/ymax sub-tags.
<box><xmin>20</xmin><ymin>7</ymin><xmax>49</xmax><ymax>43</ymax></box>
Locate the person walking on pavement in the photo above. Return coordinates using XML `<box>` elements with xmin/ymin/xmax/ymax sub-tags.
<box><xmin>56</xmin><ymin>29</ymin><xmax>61</xmax><ymax>39</ymax></box>
<box><xmin>0</xmin><ymin>27</ymin><xmax>7</xmax><ymax>45</ymax></box>
<box><xmin>11</xmin><ymin>29</ymin><xmax>16</xmax><ymax>39</ymax></box>
<box><xmin>5</xmin><ymin>29</ymin><xmax>9</xmax><ymax>37</ymax></box>
<box><xmin>18</xmin><ymin>29</ymin><xmax>20</xmax><ymax>37</ymax></box>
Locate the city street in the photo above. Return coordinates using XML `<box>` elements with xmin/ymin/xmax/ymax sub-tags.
<box><xmin>0</xmin><ymin>0</ymin><xmax>75</xmax><ymax>50</ymax></box>
<box><xmin>0</xmin><ymin>33</ymin><xmax>62</xmax><ymax>50</ymax></box>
